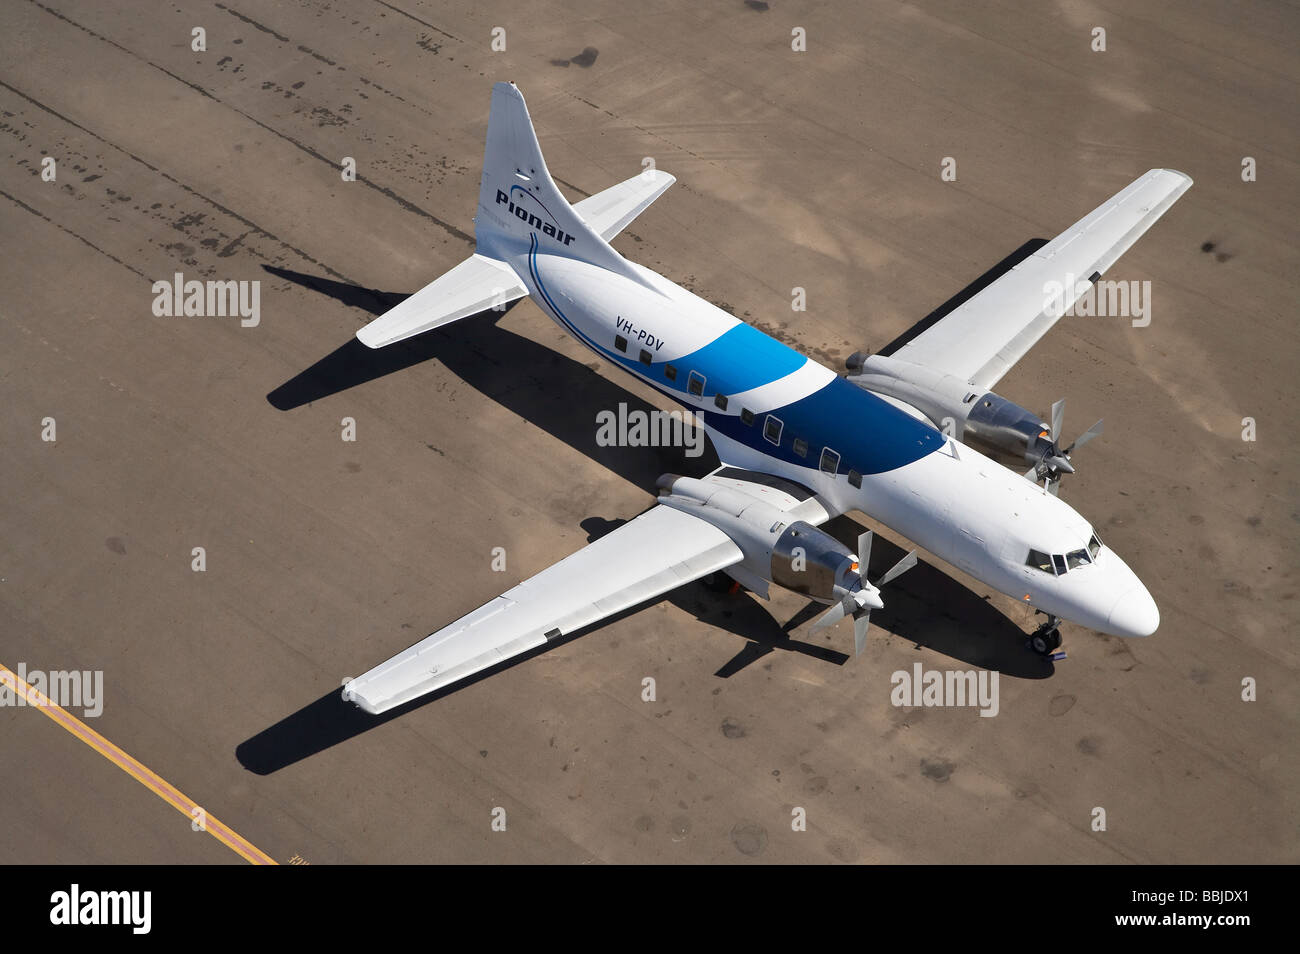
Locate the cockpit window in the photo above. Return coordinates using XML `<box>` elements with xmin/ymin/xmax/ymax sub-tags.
<box><xmin>1026</xmin><ymin>549</ymin><xmax>1053</xmax><ymax>573</ymax></box>
<box><xmin>1030</xmin><ymin>537</ymin><xmax>1100</xmax><ymax>576</ymax></box>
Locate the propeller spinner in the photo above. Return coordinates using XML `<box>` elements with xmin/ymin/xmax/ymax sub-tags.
<box><xmin>1027</xmin><ymin>398</ymin><xmax>1103</xmax><ymax>495</ymax></box>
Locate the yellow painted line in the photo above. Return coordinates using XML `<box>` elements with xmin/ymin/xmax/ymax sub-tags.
<box><xmin>1</xmin><ymin>663</ymin><xmax>277</xmax><ymax>865</ymax></box>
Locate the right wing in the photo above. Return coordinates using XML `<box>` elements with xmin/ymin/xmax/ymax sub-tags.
<box><xmin>343</xmin><ymin>502</ymin><xmax>741</xmax><ymax>714</ymax></box>
<box><xmin>890</xmin><ymin>168</ymin><xmax>1192</xmax><ymax>390</ymax></box>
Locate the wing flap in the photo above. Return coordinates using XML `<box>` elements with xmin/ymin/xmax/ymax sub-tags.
<box><xmin>344</xmin><ymin>504</ymin><xmax>741</xmax><ymax>713</ymax></box>
<box><xmin>356</xmin><ymin>253</ymin><xmax>526</xmax><ymax>348</ymax></box>
<box><xmin>892</xmin><ymin>168</ymin><xmax>1192</xmax><ymax>389</ymax></box>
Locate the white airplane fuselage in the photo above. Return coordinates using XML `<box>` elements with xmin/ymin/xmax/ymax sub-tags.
<box><xmin>490</xmin><ymin>237</ymin><xmax>1160</xmax><ymax>640</ymax></box>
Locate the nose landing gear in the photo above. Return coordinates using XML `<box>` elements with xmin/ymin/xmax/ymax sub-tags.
<box><xmin>1028</xmin><ymin>614</ymin><xmax>1063</xmax><ymax>656</ymax></box>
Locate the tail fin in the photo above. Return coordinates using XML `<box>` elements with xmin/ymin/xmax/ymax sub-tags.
<box><xmin>475</xmin><ymin>82</ymin><xmax>658</xmax><ymax>290</ymax></box>
<box><xmin>356</xmin><ymin>83</ymin><xmax>667</xmax><ymax>349</ymax></box>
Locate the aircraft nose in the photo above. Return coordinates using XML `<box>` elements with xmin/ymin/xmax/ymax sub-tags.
<box><xmin>1106</xmin><ymin>585</ymin><xmax>1160</xmax><ymax>637</ymax></box>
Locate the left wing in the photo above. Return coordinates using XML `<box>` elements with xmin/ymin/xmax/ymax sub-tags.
<box><xmin>890</xmin><ymin>168</ymin><xmax>1192</xmax><ymax>390</ymax></box>
<box><xmin>345</xmin><ymin>467</ymin><xmax>838</xmax><ymax>714</ymax></box>
<box><xmin>344</xmin><ymin>502</ymin><xmax>740</xmax><ymax>714</ymax></box>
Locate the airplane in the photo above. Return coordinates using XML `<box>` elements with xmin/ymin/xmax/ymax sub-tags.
<box><xmin>340</xmin><ymin>82</ymin><xmax>1191</xmax><ymax>715</ymax></box>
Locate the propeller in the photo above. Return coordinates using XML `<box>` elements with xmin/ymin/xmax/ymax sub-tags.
<box><xmin>1026</xmin><ymin>398</ymin><xmax>1103</xmax><ymax>495</ymax></box>
<box><xmin>809</xmin><ymin>530</ymin><xmax>917</xmax><ymax>654</ymax></box>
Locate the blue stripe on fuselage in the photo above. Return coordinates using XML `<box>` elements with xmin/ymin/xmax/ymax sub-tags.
<box><xmin>669</xmin><ymin>322</ymin><xmax>806</xmax><ymax>396</ymax></box>
<box><xmin>530</xmin><ymin>237</ymin><xmax>803</xmax><ymax>397</ymax></box>
<box><xmin>705</xmin><ymin>375</ymin><xmax>943</xmax><ymax>476</ymax></box>
<box><xmin>527</xmin><ymin>234</ymin><xmax>942</xmax><ymax>476</ymax></box>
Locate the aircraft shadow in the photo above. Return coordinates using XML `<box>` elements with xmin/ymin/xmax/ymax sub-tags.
<box><xmin>876</xmin><ymin>238</ymin><xmax>1048</xmax><ymax>357</ymax></box>
<box><xmin>664</xmin><ymin>513</ymin><xmax>1048</xmax><ymax>680</ymax></box>
<box><xmin>240</xmin><ymin>253</ymin><xmax>1054</xmax><ymax>773</ymax></box>
<box><xmin>237</xmin><ymin>517</ymin><xmax>1046</xmax><ymax>775</ymax></box>
<box><xmin>263</xmin><ymin>265</ymin><xmax>717</xmax><ymax>489</ymax></box>
<box><xmin>237</xmin><ymin>599</ymin><xmax>650</xmax><ymax>776</ymax></box>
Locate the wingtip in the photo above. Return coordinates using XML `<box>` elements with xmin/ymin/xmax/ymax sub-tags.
<box><xmin>341</xmin><ymin>680</ymin><xmax>382</xmax><ymax>715</ymax></box>
<box><xmin>1155</xmin><ymin>167</ymin><xmax>1194</xmax><ymax>188</ymax></box>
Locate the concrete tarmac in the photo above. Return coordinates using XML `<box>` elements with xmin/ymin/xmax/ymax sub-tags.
<box><xmin>1</xmin><ymin>0</ymin><xmax>1295</xmax><ymax>863</ymax></box>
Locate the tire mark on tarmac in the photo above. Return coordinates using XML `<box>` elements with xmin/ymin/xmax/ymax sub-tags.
<box><xmin>214</xmin><ymin>2</ymin><xmax>290</xmax><ymax>43</ymax></box>
<box><xmin>0</xmin><ymin>187</ymin><xmax>150</xmax><ymax>280</ymax></box>
<box><xmin>372</xmin><ymin>0</ymin><xmax>464</xmax><ymax>42</ymax></box>
<box><xmin>29</xmin><ymin>0</ymin><xmax>474</xmax><ymax>247</ymax></box>
<box><xmin>0</xmin><ymin>77</ymin><xmax>354</xmax><ymax>283</ymax></box>
<box><xmin>212</xmin><ymin>2</ymin><xmax>436</xmax><ymax>115</ymax></box>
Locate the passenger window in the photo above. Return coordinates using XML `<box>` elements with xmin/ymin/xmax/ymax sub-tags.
<box><xmin>1052</xmin><ymin>553</ymin><xmax>1067</xmax><ymax>575</ymax></box>
<box><xmin>820</xmin><ymin>447</ymin><xmax>840</xmax><ymax>475</ymax></box>
<box><xmin>1026</xmin><ymin>549</ymin><xmax>1053</xmax><ymax>573</ymax></box>
<box><xmin>639</xmin><ymin>348</ymin><xmax>652</xmax><ymax>365</ymax></box>
<box><xmin>848</xmin><ymin>470</ymin><xmax>862</xmax><ymax>489</ymax></box>
<box><xmin>664</xmin><ymin>364</ymin><xmax>677</xmax><ymax>381</ymax></box>
<box><xmin>764</xmin><ymin>415</ymin><xmax>783</xmax><ymax>445</ymax></box>
<box><xmin>793</xmin><ymin>438</ymin><xmax>808</xmax><ymax>458</ymax></box>
<box><xmin>741</xmin><ymin>408</ymin><xmax>755</xmax><ymax>426</ymax></box>
<box><xmin>714</xmin><ymin>393</ymin><xmax>728</xmax><ymax>410</ymax></box>
<box><xmin>1066</xmin><ymin>548</ymin><xmax>1090</xmax><ymax>570</ymax></box>
<box><xmin>688</xmin><ymin>371</ymin><xmax>705</xmax><ymax>396</ymax></box>
<box><xmin>614</xmin><ymin>334</ymin><xmax>628</xmax><ymax>353</ymax></box>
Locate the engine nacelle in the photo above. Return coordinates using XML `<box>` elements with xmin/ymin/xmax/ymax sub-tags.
<box><xmin>845</xmin><ymin>353</ymin><xmax>1060</xmax><ymax>471</ymax></box>
<box><xmin>656</xmin><ymin>474</ymin><xmax>858</xmax><ymax>604</ymax></box>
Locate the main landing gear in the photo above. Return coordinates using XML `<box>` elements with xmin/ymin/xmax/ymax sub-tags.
<box><xmin>702</xmin><ymin>570</ymin><xmax>742</xmax><ymax>595</ymax></box>
<box><xmin>1028</xmin><ymin>614</ymin><xmax>1064</xmax><ymax>657</ymax></box>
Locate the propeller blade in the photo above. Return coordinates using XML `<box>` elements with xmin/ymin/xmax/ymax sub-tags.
<box><xmin>1046</xmin><ymin>478</ymin><xmax>1061</xmax><ymax>497</ymax></box>
<box><xmin>1050</xmin><ymin>398</ymin><xmax>1066</xmax><ymax>443</ymax></box>
<box><xmin>874</xmin><ymin>549</ymin><xmax>917</xmax><ymax>589</ymax></box>
<box><xmin>856</xmin><ymin>529</ymin><xmax>873</xmax><ymax>570</ymax></box>
<box><xmin>1064</xmin><ymin>419</ymin><xmax>1104</xmax><ymax>455</ymax></box>
<box><xmin>809</xmin><ymin>595</ymin><xmax>852</xmax><ymax>634</ymax></box>
<box><xmin>853</xmin><ymin>610</ymin><xmax>871</xmax><ymax>655</ymax></box>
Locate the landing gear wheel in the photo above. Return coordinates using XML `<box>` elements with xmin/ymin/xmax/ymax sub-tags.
<box><xmin>1030</xmin><ymin>627</ymin><xmax>1062</xmax><ymax>655</ymax></box>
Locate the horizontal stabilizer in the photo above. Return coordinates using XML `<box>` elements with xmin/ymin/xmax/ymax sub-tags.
<box><xmin>356</xmin><ymin>254</ymin><xmax>526</xmax><ymax>349</ymax></box>
<box><xmin>573</xmin><ymin>170</ymin><xmax>676</xmax><ymax>241</ymax></box>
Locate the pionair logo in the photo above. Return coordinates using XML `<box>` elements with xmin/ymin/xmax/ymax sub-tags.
<box><xmin>495</xmin><ymin>186</ymin><xmax>577</xmax><ymax>246</ymax></box>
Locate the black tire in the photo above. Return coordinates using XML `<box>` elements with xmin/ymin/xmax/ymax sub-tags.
<box><xmin>1031</xmin><ymin>629</ymin><xmax>1062</xmax><ymax>655</ymax></box>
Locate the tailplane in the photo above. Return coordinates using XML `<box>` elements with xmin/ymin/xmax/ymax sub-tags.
<box><xmin>357</xmin><ymin>82</ymin><xmax>671</xmax><ymax>348</ymax></box>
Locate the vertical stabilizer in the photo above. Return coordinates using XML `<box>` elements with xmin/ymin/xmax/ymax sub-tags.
<box><xmin>474</xmin><ymin>83</ymin><xmax>657</xmax><ymax>290</ymax></box>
